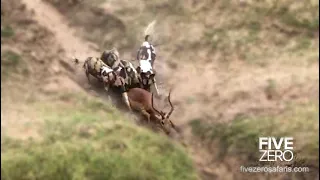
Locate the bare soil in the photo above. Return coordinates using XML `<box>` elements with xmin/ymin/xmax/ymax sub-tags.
<box><xmin>2</xmin><ymin>0</ymin><xmax>318</xmax><ymax>179</ymax></box>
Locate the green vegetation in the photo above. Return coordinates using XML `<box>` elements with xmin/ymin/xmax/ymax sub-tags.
<box><xmin>1</xmin><ymin>94</ymin><xmax>198</xmax><ymax>180</ymax></box>
<box><xmin>189</xmin><ymin>103</ymin><xmax>319</xmax><ymax>167</ymax></box>
<box><xmin>45</xmin><ymin>0</ymin><xmax>319</xmax><ymax>65</ymax></box>
<box><xmin>201</xmin><ymin>0</ymin><xmax>319</xmax><ymax>64</ymax></box>
<box><xmin>1</xmin><ymin>50</ymin><xmax>21</xmax><ymax>67</ymax></box>
<box><xmin>3</xmin><ymin>0</ymin><xmax>318</xmax><ymax>179</ymax></box>
<box><xmin>1</xmin><ymin>49</ymin><xmax>30</xmax><ymax>81</ymax></box>
<box><xmin>1</xmin><ymin>25</ymin><xmax>14</xmax><ymax>38</ymax></box>
<box><xmin>264</xmin><ymin>78</ymin><xmax>278</xmax><ymax>100</ymax></box>
<box><xmin>1</xmin><ymin>50</ymin><xmax>23</xmax><ymax>80</ymax></box>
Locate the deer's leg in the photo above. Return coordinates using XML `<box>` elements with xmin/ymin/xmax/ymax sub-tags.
<box><xmin>122</xmin><ymin>92</ymin><xmax>132</xmax><ymax>111</ymax></box>
<box><xmin>140</xmin><ymin>109</ymin><xmax>151</xmax><ymax>124</ymax></box>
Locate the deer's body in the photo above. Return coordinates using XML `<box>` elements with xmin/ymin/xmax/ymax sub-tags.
<box><xmin>127</xmin><ymin>88</ymin><xmax>157</xmax><ymax>121</ymax></box>
<box><xmin>127</xmin><ymin>87</ymin><xmax>179</xmax><ymax>134</ymax></box>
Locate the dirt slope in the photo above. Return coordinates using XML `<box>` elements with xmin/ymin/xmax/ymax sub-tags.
<box><xmin>20</xmin><ymin>0</ymin><xmax>98</xmax><ymax>58</ymax></box>
<box><xmin>1</xmin><ymin>0</ymin><xmax>88</xmax><ymax>140</ymax></box>
<box><xmin>2</xmin><ymin>0</ymin><xmax>319</xmax><ymax>179</ymax></box>
<box><xmin>44</xmin><ymin>1</ymin><xmax>318</xmax><ymax>179</ymax></box>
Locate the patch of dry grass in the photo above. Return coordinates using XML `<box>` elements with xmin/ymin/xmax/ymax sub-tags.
<box><xmin>2</xmin><ymin>93</ymin><xmax>198</xmax><ymax>180</ymax></box>
<box><xmin>190</xmin><ymin>102</ymin><xmax>319</xmax><ymax>179</ymax></box>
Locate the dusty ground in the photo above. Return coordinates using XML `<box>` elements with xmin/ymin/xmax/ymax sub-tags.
<box><xmin>2</xmin><ymin>0</ymin><xmax>319</xmax><ymax>179</ymax></box>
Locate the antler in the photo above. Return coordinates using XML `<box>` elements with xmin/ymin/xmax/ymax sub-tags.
<box><xmin>151</xmin><ymin>93</ymin><xmax>163</xmax><ymax>117</ymax></box>
<box><xmin>166</xmin><ymin>89</ymin><xmax>174</xmax><ymax>118</ymax></box>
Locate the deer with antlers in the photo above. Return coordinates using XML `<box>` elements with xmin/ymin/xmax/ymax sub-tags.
<box><xmin>126</xmin><ymin>87</ymin><xmax>180</xmax><ymax>134</ymax></box>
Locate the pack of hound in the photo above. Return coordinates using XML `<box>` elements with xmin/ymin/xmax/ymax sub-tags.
<box><xmin>73</xmin><ymin>34</ymin><xmax>179</xmax><ymax>135</ymax></box>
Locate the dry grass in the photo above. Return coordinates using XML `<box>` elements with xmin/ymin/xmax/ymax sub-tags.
<box><xmin>1</xmin><ymin>1</ymin><xmax>199</xmax><ymax>179</ymax></box>
<box><xmin>2</xmin><ymin>92</ymin><xmax>198</xmax><ymax>180</ymax></box>
<box><xmin>189</xmin><ymin>102</ymin><xmax>319</xmax><ymax>180</ymax></box>
<box><xmin>3</xmin><ymin>0</ymin><xmax>319</xmax><ymax>179</ymax></box>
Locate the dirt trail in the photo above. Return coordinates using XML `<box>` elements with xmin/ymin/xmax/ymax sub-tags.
<box><xmin>20</xmin><ymin>0</ymin><xmax>113</xmax><ymax>100</ymax></box>
<box><xmin>4</xmin><ymin>1</ymin><xmax>319</xmax><ymax>179</ymax></box>
<box><xmin>20</xmin><ymin>0</ymin><xmax>98</xmax><ymax>60</ymax></box>
<box><xmin>2</xmin><ymin>0</ymin><xmax>102</xmax><ymax>140</ymax></box>
<box><xmin>19</xmin><ymin>0</ymin><xmax>319</xmax><ymax>129</ymax></box>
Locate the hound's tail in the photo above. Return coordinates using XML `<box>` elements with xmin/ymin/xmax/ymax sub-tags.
<box><xmin>71</xmin><ymin>56</ymin><xmax>86</xmax><ymax>70</ymax></box>
<box><xmin>143</xmin><ymin>20</ymin><xmax>157</xmax><ymax>42</ymax></box>
<box><xmin>72</xmin><ymin>56</ymin><xmax>81</xmax><ymax>65</ymax></box>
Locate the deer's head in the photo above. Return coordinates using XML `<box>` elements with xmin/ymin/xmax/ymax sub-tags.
<box><xmin>151</xmin><ymin>90</ymin><xmax>180</xmax><ymax>134</ymax></box>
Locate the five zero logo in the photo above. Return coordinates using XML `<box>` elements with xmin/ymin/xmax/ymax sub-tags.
<box><xmin>259</xmin><ymin>137</ymin><xmax>294</xmax><ymax>162</ymax></box>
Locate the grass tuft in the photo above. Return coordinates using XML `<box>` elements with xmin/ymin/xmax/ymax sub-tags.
<box><xmin>2</xmin><ymin>95</ymin><xmax>198</xmax><ymax>180</ymax></box>
<box><xmin>1</xmin><ymin>25</ymin><xmax>14</xmax><ymax>38</ymax></box>
<box><xmin>1</xmin><ymin>50</ymin><xmax>21</xmax><ymax>67</ymax></box>
<box><xmin>190</xmin><ymin>103</ymin><xmax>319</xmax><ymax>168</ymax></box>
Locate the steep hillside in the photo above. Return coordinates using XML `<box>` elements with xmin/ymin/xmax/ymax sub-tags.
<box><xmin>44</xmin><ymin>0</ymin><xmax>319</xmax><ymax>179</ymax></box>
<box><xmin>1</xmin><ymin>0</ymin><xmax>198</xmax><ymax>179</ymax></box>
<box><xmin>2</xmin><ymin>0</ymin><xmax>319</xmax><ymax>179</ymax></box>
